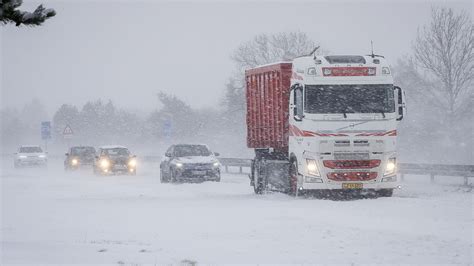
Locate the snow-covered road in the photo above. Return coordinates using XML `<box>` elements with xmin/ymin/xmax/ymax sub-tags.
<box><xmin>1</xmin><ymin>159</ymin><xmax>473</xmax><ymax>265</ymax></box>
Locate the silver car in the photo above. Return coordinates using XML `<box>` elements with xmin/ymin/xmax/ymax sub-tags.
<box><xmin>14</xmin><ymin>145</ymin><xmax>48</xmax><ymax>168</ymax></box>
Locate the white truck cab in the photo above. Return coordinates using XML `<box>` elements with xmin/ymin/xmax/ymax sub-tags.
<box><xmin>288</xmin><ymin>55</ymin><xmax>406</xmax><ymax>196</ymax></box>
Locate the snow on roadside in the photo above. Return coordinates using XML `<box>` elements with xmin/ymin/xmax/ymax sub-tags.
<box><xmin>1</xmin><ymin>159</ymin><xmax>472</xmax><ymax>264</ymax></box>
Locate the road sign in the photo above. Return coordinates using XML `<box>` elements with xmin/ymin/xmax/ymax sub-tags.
<box><xmin>41</xmin><ymin>121</ymin><xmax>51</xmax><ymax>140</ymax></box>
<box><xmin>163</xmin><ymin>119</ymin><xmax>173</xmax><ymax>138</ymax></box>
<box><xmin>63</xmin><ymin>124</ymin><xmax>74</xmax><ymax>138</ymax></box>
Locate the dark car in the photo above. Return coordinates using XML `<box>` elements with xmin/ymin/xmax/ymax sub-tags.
<box><xmin>64</xmin><ymin>146</ymin><xmax>96</xmax><ymax>170</ymax></box>
<box><xmin>160</xmin><ymin>144</ymin><xmax>220</xmax><ymax>183</ymax></box>
<box><xmin>93</xmin><ymin>146</ymin><xmax>137</xmax><ymax>175</ymax></box>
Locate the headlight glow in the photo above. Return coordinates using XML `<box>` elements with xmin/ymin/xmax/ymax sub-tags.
<box><xmin>128</xmin><ymin>158</ymin><xmax>137</xmax><ymax>167</ymax></box>
<box><xmin>19</xmin><ymin>155</ymin><xmax>27</xmax><ymax>159</ymax></box>
<box><xmin>175</xmin><ymin>162</ymin><xmax>183</xmax><ymax>168</ymax></box>
<box><xmin>39</xmin><ymin>154</ymin><xmax>46</xmax><ymax>158</ymax></box>
<box><xmin>71</xmin><ymin>158</ymin><xmax>78</xmax><ymax>165</ymax></box>
<box><xmin>384</xmin><ymin>158</ymin><xmax>397</xmax><ymax>176</ymax></box>
<box><xmin>306</xmin><ymin>159</ymin><xmax>320</xmax><ymax>177</ymax></box>
<box><xmin>213</xmin><ymin>162</ymin><xmax>220</xmax><ymax>167</ymax></box>
<box><xmin>100</xmin><ymin>159</ymin><xmax>110</xmax><ymax>169</ymax></box>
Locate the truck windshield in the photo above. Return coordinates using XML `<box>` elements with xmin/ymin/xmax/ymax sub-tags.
<box><xmin>304</xmin><ymin>84</ymin><xmax>395</xmax><ymax>114</ymax></box>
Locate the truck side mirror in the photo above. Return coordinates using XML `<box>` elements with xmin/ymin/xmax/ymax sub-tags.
<box><xmin>292</xmin><ymin>85</ymin><xmax>304</xmax><ymax>121</ymax></box>
<box><xmin>394</xmin><ymin>86</ymin><xmax>406</xmax><ymax>121</ymax></box>
<box><xmin>65</xmin><ymin>153</ymin><xmax>69</xmax><ymax>156</ymax></box>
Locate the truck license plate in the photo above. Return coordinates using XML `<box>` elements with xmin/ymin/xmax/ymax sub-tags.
<box><xmin>342</xmin><ymin>183</ymin><xmax>363</xmax><ymax>189</ymax></box>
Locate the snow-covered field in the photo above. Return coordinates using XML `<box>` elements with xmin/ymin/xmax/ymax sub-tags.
<box><xmin>1</xmin><ymin>158</ymin><xmax>473</xmax><ymax>265</ymax></box>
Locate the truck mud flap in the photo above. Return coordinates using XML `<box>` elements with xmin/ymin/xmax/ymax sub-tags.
<box><xmin>262</xmin><ymin>160</ymin><xmax>290</xmax><ymax>192</ymax></box>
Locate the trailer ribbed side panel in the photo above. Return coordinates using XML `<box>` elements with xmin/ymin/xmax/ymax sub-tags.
<box><xmin>245</xmin><ymin>63</ymin><xmax>292</xmax><ymax>152</ymax></box>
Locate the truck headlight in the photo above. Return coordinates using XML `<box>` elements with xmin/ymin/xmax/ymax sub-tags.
<box><xmin>306</xmin><ymin>159</ymin><xmax>320</xmax><ymax>177</ymax></box>
<box><xmin>384</xmin><ymin>157</ymin><xmax>397</xmax><ymax>176</ymax></box>
<box><xmin>100</xmin><ymin>159</ymin><xmax>110</xmax><ymax>169</ymax></box>
<box><xmin>71</xmin><ymin>158</ymin><xmax>78</xmax><ymax>166</ymax></box>
<box><xmin>128</xmin><ymin>158</ymin><xmax>137</xmax><ymax>167</ymax></box>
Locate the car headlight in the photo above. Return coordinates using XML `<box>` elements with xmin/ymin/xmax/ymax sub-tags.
<box><xmin>384</xmin><ymin>157</ymin><xmax>397</xmax><ymax>176</ymax></box>
<box><xmin>213</xmin><ymin>162</ymin><xmax>220</xmax><ymax>168</ymax></box>
<box><xmin>18</xmin><ymin>155</ymin><xmax>27</xmax><ymax>159</ymax></box>
<box><xmin>39</xmin><ymin>154</ymin><xmax>46</xmax><ymax>158</ymax></box>
<box><xmin>100</xmin><ymin>159</ymin><xmax>110</xmax><ymax>169</ymax></box>
<box><xmin>175</xmin><ymin>162</ymin><xmax>183</xmax><ymax>168</ymax></box>
<box><xmin>306</xmin><ymin>159</ymin><xmax>320</xmax><ymax>177</ymax></box>
<box><xmin>71</xmin><ymin>158</ymin><xmax>79</xmax><ymax>165</ymax></box>
<box><xmin>128</xmin><ymin>158</ymin><xmax>137</xmax><ymax>167</ymax></box>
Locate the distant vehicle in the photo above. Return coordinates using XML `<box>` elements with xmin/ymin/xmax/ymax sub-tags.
<box><xmin>160</xmin><ymin>144</ymin><xmax>221</xmax><ymax>183</ymax></box>
<box><xmin>14</xmin><ymin>145</ymin><xmax>47</xmax><ymax>168</ymax></box>
<box><xmin>64</xmin><ymin>146</ymin><xmax>96</xmax><ymax>170</ymax></box>
<box><xmin>93</xmin><ymin>146</ymin><xmax>137</xmax><ymax>175</ymax></box>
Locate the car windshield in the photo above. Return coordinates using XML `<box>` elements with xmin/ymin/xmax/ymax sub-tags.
<box><xmin>304</xmin><ymin>84</ymin><xmax>395</xmax><ymax>114</ymax></box>
<box><xmin>174</xmin><ymin>145</ymin><xmax>211</xmax><ymax>157</ymax></box>
<box><xmin>20</xmin><ymin>146</ymin><xmax>42</xmax><ymax>153</ymax></box>
<box><xmin>71</xmin><ymin>147</ymin><xmax>95</xmax><ymax>156</ymax></box>
<box><xmin>103</xmin><ymin>148</ymin><xmax>130</xmax><ymax>156</ymax></box>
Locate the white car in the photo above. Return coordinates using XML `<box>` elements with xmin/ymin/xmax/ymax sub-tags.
<box><xmin>160</xmin><ymin>144</ymin><xmax>221</xmax><ymax>183</ymax></box>
<box><xmin>14</xmin><ymin>145</ymin><xmax>48</xmax><ymax>168</ymax></box>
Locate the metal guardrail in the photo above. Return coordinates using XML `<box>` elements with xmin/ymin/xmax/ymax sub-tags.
<box><xmin>218</xmin><ymin>158</ymin><xmax>474</xmax><ymax>186</ymax></box>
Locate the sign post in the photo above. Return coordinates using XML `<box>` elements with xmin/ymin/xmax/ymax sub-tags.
<box><xmin>41</xmin><ymin>121</ymin><xmax>51</xmax><ymax>152</ymax></box>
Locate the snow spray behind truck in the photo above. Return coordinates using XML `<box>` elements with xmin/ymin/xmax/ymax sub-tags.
<box><xmin>246</xmin><ymin>55</ymin><xmax>406</xmax><ymax>197</ymax></box>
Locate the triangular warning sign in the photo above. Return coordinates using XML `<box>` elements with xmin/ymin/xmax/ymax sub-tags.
<box><xmin>63</xmin><ymin>125</ymin><xmax>74</xmax><ymax>135</ymax></box>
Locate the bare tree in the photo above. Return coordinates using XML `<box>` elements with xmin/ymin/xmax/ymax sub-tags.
<box><xmin>231</xmin><ymin>32</ymin><xmax>318</xmax><ymax>73</ymax></box>
<box><xmin>413</xmin><ymin>7</ymin><xmax>474</xmax><ymax>122</ymax></box>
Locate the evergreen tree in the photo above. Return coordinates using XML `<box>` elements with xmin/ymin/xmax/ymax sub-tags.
<box><xmin>1</xmin><ymin>0</ymin><xmax>56</xmax><ymax>26</ymax></box>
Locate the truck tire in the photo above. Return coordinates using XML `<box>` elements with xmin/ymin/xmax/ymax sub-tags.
<box><xmin>288</xmin><ymin>160</ymin><xmax>298</xmax><ymax>196</ymax></box>
<box><xmin>377</xmin><ymin>189</ymin><xmax>393</xmax><ymax>197</ymax></box>
<box><xmin>253</xmin><ymin>160</ymin><xmax>265</xmax><ymax>194</ymax></box>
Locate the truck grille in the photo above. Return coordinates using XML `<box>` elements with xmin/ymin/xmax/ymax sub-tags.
<box><xmin>323</xmin><ymin>160</ymin><xmax>381</xmax><ymax>169</ymax></box>
<box><xmin>327</xmin><ymin>172</ymin><xmax>377</xmax><ymax>181</ymax></box>
<box><xmin>334</xmin><ymin>153</ymin><xmax>369</xmax><ymax>160</ymax></box>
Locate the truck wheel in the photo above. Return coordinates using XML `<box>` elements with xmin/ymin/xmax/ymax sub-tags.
<box><xmin>253</xmin><ymin>161</ymin><xmax>265</xmax><ymax>194</ymax></box>
<box><xmin>377</xmin><ymin>189</ymin><xmax>393</xmax><ymax>197</ymax></box>
<box><xmin>288</xmin><ymin>160</ymin><xmax>298</xmax><ymax>196</ymax></box>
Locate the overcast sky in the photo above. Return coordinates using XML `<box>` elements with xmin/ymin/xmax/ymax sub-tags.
<box><xmin>1</xmin><ymin>0</ymin><xmax>472</xmax><ymax>115</ymax></box>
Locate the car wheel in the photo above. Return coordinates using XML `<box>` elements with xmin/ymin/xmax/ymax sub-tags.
<box><xmin>160</xmin><ymin>168</ymin><xmax>168</xmax><ymax>183</ymax></box>
<box><xmin>170</xmin><ymin>168</ymin><xmax>177</xmax><ymax>183</ymax></box>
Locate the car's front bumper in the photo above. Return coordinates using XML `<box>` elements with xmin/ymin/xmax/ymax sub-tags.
<box><xmin>16</xmin><ymin>158</ymin><xmax>47</xmax><ymax>166</ymax></box>
<box><xmin>175</xmin><ymin>168</ymin><xmax>220</xmax><ymax>181</ymax></box>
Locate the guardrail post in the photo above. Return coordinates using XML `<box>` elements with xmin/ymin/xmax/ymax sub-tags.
<box><xmin>430</xmin><ymin>173</ymin><xmax>435</xmax><ymax>183</ymax></box>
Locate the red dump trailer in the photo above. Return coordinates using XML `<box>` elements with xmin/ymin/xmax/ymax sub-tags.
<box><xmin>245</xmin><ymin>62</ymin><xmax>292</xmax><ymax>153</ymax></box>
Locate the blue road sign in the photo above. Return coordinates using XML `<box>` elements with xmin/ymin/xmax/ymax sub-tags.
<box><xmin>41</xmin><ymin>121</ymin><xmax>51</xmax><ymax>140</ymax></box>
<box><xmin>163</xmin><ymin>120</ymin><xmax>173</xmax><ymax>138</ymax></box>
